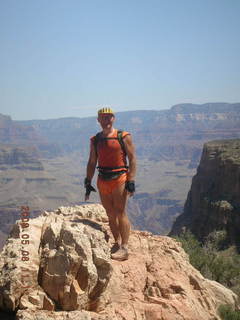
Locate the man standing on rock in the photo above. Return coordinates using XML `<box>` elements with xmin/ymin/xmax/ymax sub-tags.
<box><xmin>84</xmin><ymin>107</ymin><xmax>136</xmax><ymax>261</ymax></box>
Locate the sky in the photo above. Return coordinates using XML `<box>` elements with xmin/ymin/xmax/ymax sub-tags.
<box><xmin>0</xmin><ymin>0</ymin><xmax>240</xmax><ymax>120</ymax></box>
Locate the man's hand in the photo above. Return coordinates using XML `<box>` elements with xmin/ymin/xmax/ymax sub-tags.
<box><xmin>84</xmin><ymin>178</ymin><xmax>96</xmax><ymax>201</ymax></box>
<box><xmin>125</xmin><ymin>180</ymin><xmax>135</xmax><ymax>196</ymax></box>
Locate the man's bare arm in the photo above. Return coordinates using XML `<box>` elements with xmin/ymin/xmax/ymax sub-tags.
<box><xmin>124</xmin><ymin>134</ymin><xmax>136</xmax><ymax>182</ymax></box>
<box><xmin>86</xmin><ymin>141</ymin><xmax>97</xmax><ymax>181</ymax></box>
<box><xmin>85</xmin><ymin>141</ymin><xmax>97</xmax><ymax>200</ymax></box>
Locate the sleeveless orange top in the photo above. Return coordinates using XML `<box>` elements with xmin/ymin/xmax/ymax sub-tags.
<box><xmin>91</xmin><ymin>129</ymin><xmax>130</xmax><ymax>172</ymax></box>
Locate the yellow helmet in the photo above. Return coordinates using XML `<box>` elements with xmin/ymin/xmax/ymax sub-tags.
<box><xmin>98</xmin><ymin>107</ymin><xmax>114</xmax><ymax>115</ymax></box>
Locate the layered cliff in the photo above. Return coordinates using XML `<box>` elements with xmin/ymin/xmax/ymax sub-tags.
<box><xmin>0</xmin><ymin>204</ymin><xmax>239</xmax><ymax>320</ymax></box>
<box><xmin>0</xmin><ymin>146</ymin><xmax>76</xmax><ymax>251</ymax></box>
<box><xmin>170</xmin><ymin>139</ymin><xmax>240</xmax><ymax>247</ymax></box>
<box><xmin>0</xmin><ymin>113</ymin><xmax>61</xmax><ymax>158</ymax></box>
<box><xmin>0</xmin><ymin>145</ymin><xmax>43</xmax><ymax>170</ymax></box>
<box><xmin>18</xmin><ymin>103</ymin><xmax>240</xmax><ymax>161</ymax></box>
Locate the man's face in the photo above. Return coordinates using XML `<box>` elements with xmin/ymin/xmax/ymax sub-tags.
<box><xmin>98</xmin><ymin>113</ymin><xmax>115</xmax><ymax>129</ymax></box>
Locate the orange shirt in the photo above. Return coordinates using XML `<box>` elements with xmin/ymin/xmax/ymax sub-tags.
<box><xmin>91</xmin><ymin>129</ymin><xmax>130</xmax><ymax>172</ymax></box>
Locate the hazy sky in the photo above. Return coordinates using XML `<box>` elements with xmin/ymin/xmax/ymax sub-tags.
<box><xmin>0</xmin><ymin>0</ymin><xmax>240</xmax><ymax>120</ymax></box>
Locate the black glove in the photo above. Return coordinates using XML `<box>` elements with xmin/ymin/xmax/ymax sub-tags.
<box><xmin>125</xmin><ymin>180</ymin><xmax>135</xmax><ymax>193</ymax></box>
<box><xmin>84</xmin><ymin>178</ymin><xmax>96</xmax><ymax>200</ymax></box>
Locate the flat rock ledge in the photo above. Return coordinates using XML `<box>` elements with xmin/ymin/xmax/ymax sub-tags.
<box><xmin>0</xmin><ymin>204</ymin><xmax>239</xmax><ymax>320</ymax></box>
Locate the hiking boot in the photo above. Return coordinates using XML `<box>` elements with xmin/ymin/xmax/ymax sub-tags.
<box><xmin>111</xmin><ymin>247</ymin><xmax>128</xmax><ymax>261</ymax></box>
<box><xmin>110</xmin><ymin>243</ymin><xmax>120</xmax><ymax>254</ymax></box>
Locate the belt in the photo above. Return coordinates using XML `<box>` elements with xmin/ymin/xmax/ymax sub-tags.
<box><xmin>98</xmin><ymin>170</ymin><xmax>126</xmax><ymax>181</ymax></box>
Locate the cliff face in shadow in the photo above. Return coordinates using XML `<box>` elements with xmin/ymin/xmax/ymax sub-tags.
<box><xmin>170</xmin><ymin>139</ymin><xmax>240</xmax><ymax>248</ymax></box>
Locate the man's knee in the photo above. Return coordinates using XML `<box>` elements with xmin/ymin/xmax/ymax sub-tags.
<box><xmin>113</xmin><ymin>196</ymin><xmax>128</xmax><ymax>214</ymax></box>
<box><xmin>115</xmin><ymin>208</ymin><xmax>128</xmax><ymax>218</ymax></box>
<box><xmin>105</xmin><ymin>209</ymin><xmax>117</xmax><ymax>220</ymax></box>
<box><xmin>100</xmin><ymin>198</ymin><xmax>113</xmax><ymax>214</ymax></box>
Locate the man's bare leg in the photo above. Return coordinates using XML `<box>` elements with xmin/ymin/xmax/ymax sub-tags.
<box><xmin>99</xmin><ymin>191</ymin><xmax>121</xmax><ymax>244</ymax></box>
<box><xmin>110</xmin><ymin>182</ymin><xmax>131</xmax><ymax>260</ymax></box>
<box><xmin>112</xmin><ymin>183</ymin><xmax>130</xmax><ymax>248</ymax></box>
<box><xmin>118</xmin><ymin>213</ymin><xmax>130</xmax><ymax>248</ymax></box>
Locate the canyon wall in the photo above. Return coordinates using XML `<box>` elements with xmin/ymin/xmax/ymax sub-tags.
<box><xmin>170</xmin><ymin>139</ymin><xmax>240</xmax><ymax>248</ymax></box>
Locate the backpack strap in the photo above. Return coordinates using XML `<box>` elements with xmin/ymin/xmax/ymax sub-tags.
<box><xmin>117</xmin><ymin>130</ymin><xmax>127</xmax><ymax>155</ymax></box>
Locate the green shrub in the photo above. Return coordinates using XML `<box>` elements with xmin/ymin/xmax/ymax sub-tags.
<box><xmin>218</xmin><ymin>305</ymin><xmax>240</xmax><ymax>320</ymax></box>
<box><xmin>204</xmin><ymin>230</ymin><xmax>229</xmax><ymax>252</ymax></box>
<box><xmin>174</xmin><ymin>230</ymin><xmax>240</xmax><ymax>296</ymax></box>
<box><xmin>175</xmin><ymin>230</ymin><xmax>209</xmax><ymax>273</ymax></box>
<box><xmin>208</xmin><ymin>255</ymin><xmax>240</xmax><ymax>286</ymax></box>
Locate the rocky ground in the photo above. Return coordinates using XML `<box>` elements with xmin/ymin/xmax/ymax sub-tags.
<box><xmin>0</xmin><ymin>204</ymin><xmax>239</xmax><ymax>319</ymax></box>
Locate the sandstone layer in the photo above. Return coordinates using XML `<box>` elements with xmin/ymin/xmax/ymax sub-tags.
<box><xmin>0</xmin><ymin>204</ymin><xmax>239</xmax><ymax>320</ymax></box>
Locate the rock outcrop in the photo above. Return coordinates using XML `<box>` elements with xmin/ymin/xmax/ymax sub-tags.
<box><xmin>0</xmin><ymin>204</ymin><xmax>239</xmax><ymax>319</ymax></box>
<box><xmin>170</xmin><ymin>139</ymin><xmax>240</xmax><ymax>247</ymax></box>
